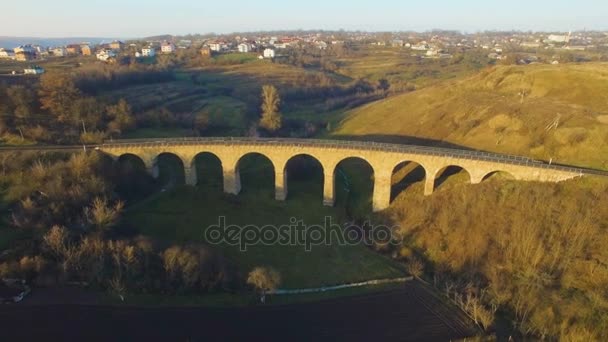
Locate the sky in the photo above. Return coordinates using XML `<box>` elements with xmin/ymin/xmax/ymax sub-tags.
<box><xmin>3</xmin><ymin>0</ymin><xmax>608</xmax><ymax>38</ymax></box>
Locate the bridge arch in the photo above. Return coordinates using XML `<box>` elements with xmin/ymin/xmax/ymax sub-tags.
<box><xmin>390</xmin><ymin>161</ymin><xmax>427</xmax><ymax>202</ymax></box>
<box><xmin>191</xmin><ymin>152</ymin><xmax>223</xmax><ymax>190</ymax></box>
<box><xmin>235</xmin><ymin>152</ymin><xmax>275</xmax><ymax>198</ymax></box>
<box><xmin>432</xmin><ymin>165</ymin><xmax>472</xmax><ymax>192</ymax></box>
<box><xmin>117</xmin><ymin>153</ymin><xmax>148</xmax><ymax>171</ymax></box>
<box><xmin>153</xmin><ymin>152</ymin><xmax>186</xmax><ymax>187</ymax></box>
<box><xmin>283</xmin><ymin>154</ymin><xmax>324</xmax><ymax>201</ymax></box>
<box><xmin>481</xmin><ymin>170</ymin><xmax>516</xmax><ymax>182</ymax></box>
<box><xmin>333</xmin><ymin>157</ymin><xmax>375</xmax><ymax>215</ymax></box>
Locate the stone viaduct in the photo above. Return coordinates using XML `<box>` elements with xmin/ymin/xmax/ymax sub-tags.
<box><xmin>97</xmin><ymin>138</ymin><xmax>588</xmax><ymax>212</ymax></box>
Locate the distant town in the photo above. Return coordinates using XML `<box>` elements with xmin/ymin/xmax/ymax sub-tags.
<box><xmin>1</xmin><ymin>30</ymin><xmax>607</xmax><ymax>75</ymax></box>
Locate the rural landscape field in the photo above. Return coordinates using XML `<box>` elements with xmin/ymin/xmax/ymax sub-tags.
<box><xmin>1</xmin><ymin>1</ymin><xmax>608</xmax><ymax>341</ymax></box>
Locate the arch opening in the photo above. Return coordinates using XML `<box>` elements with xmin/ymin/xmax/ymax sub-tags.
<box><xmin>155</xmin><ymin>153</ymin><xmax>186</xmax><ymax>188</ymax></box>
<box><xmin>334</xmin><ymin>157</ymin><xmax>375</xmax><ymax>217</ymax></box>
<box><xmin>482</xmin><ymin>170</ymin><xmax>515</xmax><ymax>182</ymax></box>
<box><xmin>115</xmin><ymin>153</ymin><xmax>155</xmax><ymax>201</ymax></box>
<box><xmin>236</xmin><ymin>152</ymin><xmax>275</xmax><ymax>198</ymax></box>
<box><xmin>284</xmin><ymin>154</ymin><xmax>324</xmax><ymax>201</ymax></box>
<box><xmin>193</xmin><ymin>152</ymin><xmax>223</xmax><ymax>191</ymax></box>
<box><xmin>433</xmin><ymin>165</ymin><xmax>471</xmax><ymax>191</ymax></box>
<box><xmin>391</xmin><ymin>161</ymin><xmax>426</xmax><ymax>202</ymax></box>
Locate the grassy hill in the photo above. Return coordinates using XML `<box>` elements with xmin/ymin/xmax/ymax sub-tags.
<box><xmin>334</xmin><ymin>63</ymin><xmax>608</xmax><ymax>170</ymax></box>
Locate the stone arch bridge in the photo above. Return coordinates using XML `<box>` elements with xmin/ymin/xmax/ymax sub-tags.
<box><xmin>97</xmin><ymin>137</ymin><xmax>591</xmax><ymax>212</ymax></box>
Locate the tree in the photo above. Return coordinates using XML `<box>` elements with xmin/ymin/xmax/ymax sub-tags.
<box><xmin>247</xmin><ymin>266</ymin><xmax>281</xmax><ymax>296</ymax></box>
<box><xmin>39</xmin><ymin>72</ymin><xmax>81</xmax><ymax>122</ymax></box>
<box><xmin>377</xmin><ymin>79</ymin><xmax>391</xmax><ymax>97</ymax></box>
<box><xmin>259</xmin><ymin>85</ymin><xmax>282</xmax><ymax>132</ymax></box>
<box><xmin>107</xmin><ymin>99</ymin><xmax>135</xmax><ymax>135</ymax></box>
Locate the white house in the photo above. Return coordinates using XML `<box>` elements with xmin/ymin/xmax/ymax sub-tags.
<box><xmin>161</xmin><ymin>42</ymin><xmax>176</xmax><ymax>54</ymax></box>
<box><xmin>51</xmin><ymin>47</ymin><xmax>66</xmax><ymax>57</ymax></box>
<box><xmin>96</xmin><ymin>49</ymin><xmax>116</xmax><ymax>61</ymax></box>
<box><xmin>238</xmin><ymin>43</ymin><xmax>252</xmax><ymax>53</ymax></box>
<box><xmin>14</xmin><ymin>45</ymin><xmax>36</xmax><ymax>55</ymax></box>
<box><xmin>0</xmin><ymin>49</ymin><xmax>15</xmax><ymax>59</ymax></box>
<box><xmin>209</xmin><ymin>42</ymin><xmax>228</xmax><ymax>52</ymax></box>
<box><xmin>263</xmin><ymin>48</ymin><xmax>275</xmax><ymax>59</ymax></box>
<box><xmin>142</xmin><ymin>47</ymin><xmax>156</xmax><ymax>57</ymax></box>
<box><xmin>24</xmin><ymin>66</ymin><xmax>45</xmax><ymax>74</ymax></box>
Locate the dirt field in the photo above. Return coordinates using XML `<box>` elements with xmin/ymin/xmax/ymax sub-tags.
<box><xmin>0</xmin><ymin>282</ymin><xmax>478</xmax><ymax>341</ymax></box>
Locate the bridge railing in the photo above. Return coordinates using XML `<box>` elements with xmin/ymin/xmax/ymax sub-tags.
<box><xmin>100</xmin><ymin>137</ymin><xmax>608</xmax><ymax>177</ymax></box>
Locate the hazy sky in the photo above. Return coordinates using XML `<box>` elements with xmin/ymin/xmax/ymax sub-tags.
<box><xmin>3</xmin><ymin>0</ymin><xmax>607</xmax><ymax>37</ymax></box>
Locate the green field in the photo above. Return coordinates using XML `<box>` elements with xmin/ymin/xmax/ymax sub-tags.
<box><xmin>122</xmin><ymin>155</ymin><xmax>404</xmax><ymax>289</ymax></box>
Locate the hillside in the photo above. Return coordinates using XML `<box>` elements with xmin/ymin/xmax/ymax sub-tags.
<box><xmin>334</xmin><ymin>63</ymin><xmax>608</xmax><ymax>170</ymax></box>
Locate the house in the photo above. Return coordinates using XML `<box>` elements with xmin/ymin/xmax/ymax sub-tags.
<box><xmin>161</xmin><ymin>41</ymin><xmax>176</xmax><ymax>54</ymax></box>
<box><xmin>24</xmin><ymin>66</ymin><xmax>45</xmax><ymax>74</ymax></box>
<box><xmin>66</xmin><ymin>44</ymin><xmax>81</xmax><ymax>55</ymax></box>
<box><xmin>238</xmin><ymin>43</ymin><xmax>252</xmax><ymax>53</ymax></box>
<box><xmin>80</xmin><ymin>44</ymin><xmax>92</xmax><ymax>56</ymax></box>
<box><xmin>109</xmin><ymin>40</ymin><xmax>125</xmax><ymax>50</ymax></box>
<box><xmin>14</xmin><ymin>45</ymin><xmax>36</xmax><ymax>55</ymax></box>
<box><xmin>546</xmin><ymin>34</ymin><xmax>570</xmax><ymax>43</ymax></box>
<box><xmin>96</xmin><ymin>49</ymin><xmax>116</xmax><ymax>61</ymax></box>
<box><xmin>263</xmin><ymin>48</ymin><xmax>275</xmax><ymax>59</ymax></box>
<box><xmin>142</xmin><ymin>47</ymin><xmax>156</xmax><ymax>57</ymax></box>
<box><xmin>209</xmin><ymin>42</ymin><xmax>228</xmax><ymax>52</ymax></box>
<box><xmin>15</xmin><ymin>52</ymin><xmax>33</xmax><ymax>61</ymax></box>
<box><xmin>51</xmin><ymin>47</ymin><xmax>66</xmax><ymax>57</ymax></box>
<box><xmin>0</xmin><ymin>49</ymin><xmax>15</xmax><ymax>59</ymax></box>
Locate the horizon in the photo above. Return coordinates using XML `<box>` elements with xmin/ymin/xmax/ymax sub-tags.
<box><xmin>3</xmin><ymin>0</ymin><xmax>607</xmax><ymax>37</ymax></box>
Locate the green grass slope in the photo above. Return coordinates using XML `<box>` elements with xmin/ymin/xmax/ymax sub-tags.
<box><xmin>335</xmin><ymin>63</ymin><xmax>608</xmax><ymax>170</ymax></box>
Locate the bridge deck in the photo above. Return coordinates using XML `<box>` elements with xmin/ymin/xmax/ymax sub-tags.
<box><xmin>0</xmin><ymin>137</ymin><xmax>606</xmax><ymax>176</ymax></box>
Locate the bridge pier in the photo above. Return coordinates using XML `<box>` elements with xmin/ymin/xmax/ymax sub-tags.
<box><xmin>372</xmin><ymin>170</ymin><xmax>392</xmax><ymax>212</ymax></box>
<box><xmin>275</xmin><ymin>170</ymin><xmax>287</xmax><ymax>201</ymax></box>
<box><xmin>224</xmin><ymin>168</ymin><xmax>241</xmax><ymax>195</ymax></box>
<box><xmin>146</xmin><ymin>164</ymin><xmax>159</xmax><ymax>179</ymax></box>
<box><xmin>424</xmin><ymin>177</ymin><xmax>435</xmax><ymax>196</ymax></box>
<box><xmin>184</xmin><ymin>167</ymin><xmax>197</xmax><ymax>186</ymax></box>
<box><xmin>323</xmin><ymin>172</ymin><xmax>335</xmax><ymax>207</ymax></box>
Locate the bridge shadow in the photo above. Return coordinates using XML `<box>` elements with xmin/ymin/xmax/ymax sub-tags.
<box><xmin>330</xmin><ymin>134</ymin><xmax>477</xmax><ymax>151</ymax></box>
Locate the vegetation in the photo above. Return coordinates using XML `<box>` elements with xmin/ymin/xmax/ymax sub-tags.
<box><xmin>335</xmin><ymin>63</ymin><xmax>608</xmax><ymax>170</ymax></box>
<box><xmin>259</xmin><ymin>85</ymin><xmax>282</xmax><ymax>132</ymax></box>
<box><xmin>374</xmin><ymin>176</ymin><xmax>608</xmax><ymax>339</ymax></box>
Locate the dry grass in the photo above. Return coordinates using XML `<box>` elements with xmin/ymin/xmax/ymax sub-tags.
<box><xmin>335</xmin><ymin>63</ymin><xmax>608</xmax><ymax>170</ymax></box>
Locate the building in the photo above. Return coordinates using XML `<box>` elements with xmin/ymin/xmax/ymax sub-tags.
<box><xmin>263</xmin><ymin>48</ymin><xmax>276</xmax><ymax>59</ymax></box>
<box><xmin>209</xmin><ymin>42</ymin><xmax>228</xmax><ymax>52</ymax></box>
<box><xmin>238</xmin><ymin>43</ymin><xmax>252</xmax><ymax>53</ymax></box>
<box><xmin>15</xmin><ymin>52</ymin><xmax>33</xmax><ymax>61</ymax></box>
<box><xmin>51</xmin><ymin>47</ymin><xmax>66</xmax><ymax>57</ymax></box>
<box><xmin>546</xmin><ymin>34</ymin><xmax>570</xmax><ymax>43</ymax></box>
<box><xmin>96</xmin><ymin>49</ymin><xmax>116</xmax><ymax>61</ymax></box>
<box><xmin>24</xmin><ymin>66</ymin><xmax>45</xmax><ymax>74</ymax></box>
<box><xmin>109</xmin><ymin>40</ymin><xmax>125</xmax><ymax>50</ymax></box>
<box><xmin>80</xmin><ymin>44</ymin><xmax>92</xmax><ymax>56</ymax></box>
<box><xmin>14</xmin><ymin>45</ymin><xmax>36</xmax><ymax>55</ymax></box>
<box><xmin>142</xmin><ymin>47</ymin><xmax>156</xmax><ymax>57</ymax></box>
<box><xmin>161</xmin><ymin>41</ymin><xmax>176</xmax><ymax>54</ymax></box>
<box><xmin>0</xmin><ymin>49</ymin><xmax>15</xmax><ymax>59</ymax></box>
<box><xmin>66</xmin><ymin>44</ymin><xmax>81</xmax><ymax>55</ymax></box>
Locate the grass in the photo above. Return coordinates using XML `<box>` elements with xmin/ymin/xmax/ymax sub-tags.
<box><xmin>122</xmin><ymin>155</ymin><xmax>404</xmax><ymax>289</ymax></box>
<box><xmin>334</xmin><ymin>63</ymin><xmax>608</xmax><ymax>170</ymax></box>
<box><xmin>122</xmin><ymin>127</ymin><xmax>195</xmax><ymax>139</ymax></box>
